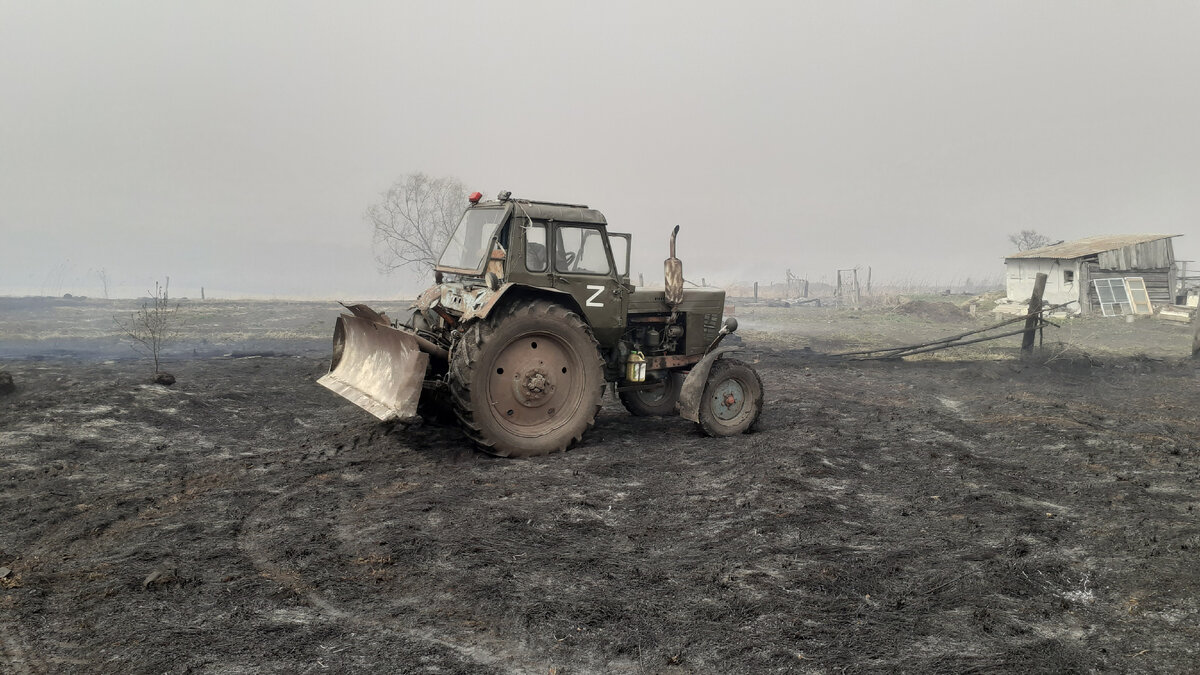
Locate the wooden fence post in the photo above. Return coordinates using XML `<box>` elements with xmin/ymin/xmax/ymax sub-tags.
<box><xmin>1022</xmin><ymin>273</ymin><xmax>1048</xmax><ymax>353</ymax></box>
<box><xmin>853</xmin><ymin>269</ymin><xmax>862</xmax><ymax>308</ymax></box>
<box><xmin>1192</xmin><ymin>303</ymin><xmax>1200</xmax><ymax>358</ymax></box>
<box><xmin>753</xmin><ymin>282</ymin><xmax>758</xmax><ymax>302</ymax></box>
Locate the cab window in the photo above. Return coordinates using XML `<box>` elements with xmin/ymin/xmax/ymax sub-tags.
<box><xmin>554</xmin><ymin>225</ymin><xmax>611</xmax><ymax>274</ymax></box>
<box><xmin>525</xmin><ymin>222</ymin><xmax>548</xmax><ymax>272</ymax></box>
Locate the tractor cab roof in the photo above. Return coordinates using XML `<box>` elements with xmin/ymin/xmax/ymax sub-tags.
<box><xmin>472</xmin><ymin>197</ymin><xmax>607</xmax><ymax>226</ymax></box>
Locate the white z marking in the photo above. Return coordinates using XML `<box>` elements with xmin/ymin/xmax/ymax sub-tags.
<box><xmin>585</xmin><ymin>285</ymin><xmax>606</xmax><ymax>307</ymax></box>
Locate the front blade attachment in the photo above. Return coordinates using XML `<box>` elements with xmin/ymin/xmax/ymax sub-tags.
<box><xmin>318</xmin><ymin>314</ymin><xmax>430</xmax><ymax>422</ymax></box>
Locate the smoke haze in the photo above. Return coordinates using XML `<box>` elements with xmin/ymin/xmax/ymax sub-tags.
<box><xmin>3</xmin><ymin>1</ymin><xmax>1197</xmax><ymax>298</ymax></box>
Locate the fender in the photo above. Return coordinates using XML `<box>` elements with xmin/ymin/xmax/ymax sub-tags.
<box><xmin>464</xmin><ymin>282</ymin><xmax>584</xmax><ymax>323</ymax></box>
<box><xmin>678</xmin><ymin>346</ymin><xmax>742</xmax><ymax>423</ymax></box>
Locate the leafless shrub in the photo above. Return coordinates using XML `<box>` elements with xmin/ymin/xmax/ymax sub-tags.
<box><xmin>114</xmin><ymin>278</ymin><xmax>184</xmax><ymax>374</ymax></box>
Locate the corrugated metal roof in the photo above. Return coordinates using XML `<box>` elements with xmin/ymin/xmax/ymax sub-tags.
<box><xmin>1006</xmin><ymin>234</ymin><xmax>1180</xmax><ymax>260</ymax></box>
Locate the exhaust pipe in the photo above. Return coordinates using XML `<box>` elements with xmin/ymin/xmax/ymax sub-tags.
<box><xmin>664</xmin><ymin>225</ymin><xmax>684</xmax><ymax>308</ymax></box>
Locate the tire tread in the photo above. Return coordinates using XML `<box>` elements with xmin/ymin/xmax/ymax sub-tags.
<box><xmin>449</xmin><ymin>299</ymin><xmax>605</xmax><ymax>457</ymax></box>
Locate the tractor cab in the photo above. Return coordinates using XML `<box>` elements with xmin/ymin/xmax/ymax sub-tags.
<box><xmin>433</xmin><ymin>193</ymin><xmax>633</xmax><ymax>345</ymax></box>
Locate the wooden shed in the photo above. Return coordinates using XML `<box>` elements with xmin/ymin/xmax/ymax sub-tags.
<box><xmin>1004</xmin><ymin>234</ymin><xmax>1180</xmax><ymax>315</ymax></box>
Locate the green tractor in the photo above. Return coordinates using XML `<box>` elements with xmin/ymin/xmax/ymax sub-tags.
<box><xmin>319</xmin><ymin>191</ymin><xmax>763</xmax><ymax>457</ymax></box>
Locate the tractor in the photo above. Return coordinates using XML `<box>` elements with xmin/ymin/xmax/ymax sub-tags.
<box><xmin>319</xmin><ymin>191</ymin><xmax>763</xmax><ymax>457</ymax></box>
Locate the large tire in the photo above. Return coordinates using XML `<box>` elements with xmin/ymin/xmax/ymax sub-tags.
<box><xmin>619</xmin><ymin>372</ymin><xmax>683</xmax><ymax>416</ymax></box>
<box><xmin>449</xmin><ymin>300</ymin><xmax>605</xmax><ymax>457</ymax></box>
<box><xmin>697</xmin><ymin>358</ymin><xmax>763</xmax><ymax>437</ymax></box>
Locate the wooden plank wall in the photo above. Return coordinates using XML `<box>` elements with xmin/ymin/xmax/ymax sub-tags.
<box><xmin>1097</xmin><ymin>239</ymin><xmax>1175</xmax><ymax>270</ymax></box>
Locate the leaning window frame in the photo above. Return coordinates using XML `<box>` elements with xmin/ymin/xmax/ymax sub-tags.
<box><xmin>1123</xmin><ymin>277</ymin><xmax>1152</xmax><ymax>314</ymax></box>
<box><xmin>1092</xmin><ymin>277</ymin><xmax>1132</xmax><ymax>316</ymax></box>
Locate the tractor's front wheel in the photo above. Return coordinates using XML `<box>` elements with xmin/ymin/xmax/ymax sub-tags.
<box><xmin>697</xmin><ymin>358</ymin><xmax>763</xmax><ymax>437</ymax></box>
<box><xmin>449</xmin><ymin>300</ymin><xmax>605</xmax><ymax>457</ymax></box>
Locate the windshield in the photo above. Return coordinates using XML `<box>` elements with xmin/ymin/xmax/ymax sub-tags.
<box><xmin>438</xmin><ymin>207</ymin><xmax>504</xmax><ymax>271</ymax></box>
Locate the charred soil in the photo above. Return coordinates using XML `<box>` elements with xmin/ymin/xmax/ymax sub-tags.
<box><xmin>2</xmin><ymin>302</ymin><xmax>1199</xmax><ymax>673</ymax></box>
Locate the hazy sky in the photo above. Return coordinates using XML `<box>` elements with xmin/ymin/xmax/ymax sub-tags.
<box><xmin>3</xmin><ymin>1</ymin><xmax>1198</xmax><ymax>298</ymax></box>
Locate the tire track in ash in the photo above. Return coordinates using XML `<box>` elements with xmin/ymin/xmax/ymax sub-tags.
<box><xmin>1</xmin><ymin>468</ymin><xmax>248</xmax><ymax>675</ymax></box>
<box><xmin>0</xmin><ymin>618</ymin><xmax>49</xmax><ymax>675</ymax></box>
<box><xmin>237</xmin><ymin>469</ymin><xmax>577</xmax><ymax>675</ymax></box>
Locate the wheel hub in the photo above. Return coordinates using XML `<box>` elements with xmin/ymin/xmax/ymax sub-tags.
<box><xmin>710</xmin><ymin>378</ymin><xmax>746</xmax><ymax>421</ymax></box>
<box><xmin>511</xmin><ymin>368</ymin><xmax>556</xmax><ymax>407</ymax></box>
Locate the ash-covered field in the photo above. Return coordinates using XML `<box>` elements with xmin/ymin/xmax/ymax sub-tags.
<box><xmin>2</xmin><ymin>297</ymin><xmax>1199</xmax><ymax>673</ymax></box>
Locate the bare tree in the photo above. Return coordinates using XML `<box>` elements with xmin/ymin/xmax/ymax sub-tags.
<box><xmin>367</xmin><ymin>173</ymin><xmax>469</xmax><ymax>272</ymax></box>
<box><xmin>95</xmin><ymin>268</ymin><xmax>111</xmax><ymax>299</ymax></box>
<box><xmin>115</xmin><ymin>278</ymin><xmax>183</xmax><ymax>374</ymax></box>
<box><xmin>1008</xmin><ymin>230</ymin><xmax>1054</xmax><ymax>252</ymax></box>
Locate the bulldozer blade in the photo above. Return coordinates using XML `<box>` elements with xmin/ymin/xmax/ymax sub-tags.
<box><xmin>318</xmin><ymin>314</ymin><xmax>430</xmax><ymax>422</ymax></box>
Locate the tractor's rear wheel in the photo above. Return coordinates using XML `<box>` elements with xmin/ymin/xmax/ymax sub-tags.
<box><xmin>619</xmin><ymin>372</ymin><xmax>682</xmax><ymax>416</ymax></box>
<box><xmin>697</xmin><ymin>358</ymin><xmax>763</xmax><ymax>437</ymax></box>
<box><xmin>449</xmin><ymin>300</ymin><xmax>605</xmax><ymax>457</ymax></box>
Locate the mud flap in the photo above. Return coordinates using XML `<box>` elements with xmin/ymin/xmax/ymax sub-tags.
<box><xmin>317</xmin><ymin>314</ymin><xmax>430</xmax><ymax>422</ymax></box>
<box><xmin>678</xmin><ymin>346</ymin><xmax>742</xmax><ymax>423</ymax></box>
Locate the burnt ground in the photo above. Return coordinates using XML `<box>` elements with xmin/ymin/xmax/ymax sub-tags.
<box><xmin>2</xmin><ymin>299</ymin><xmax>1200</xmax><ymax>673</ymax></box>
